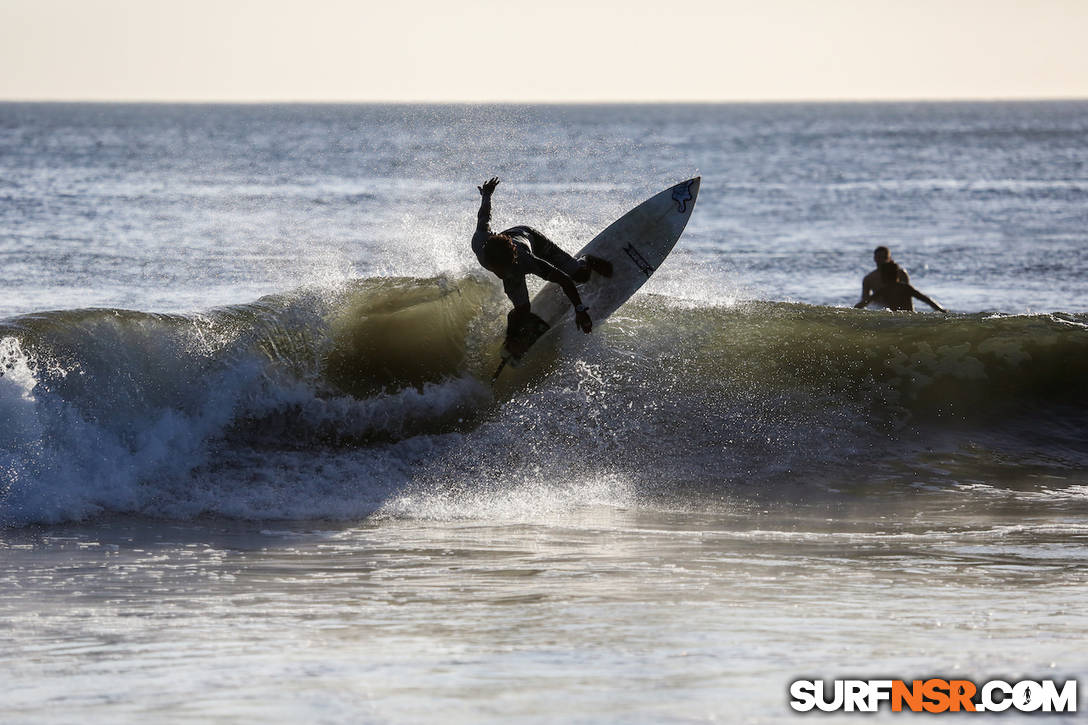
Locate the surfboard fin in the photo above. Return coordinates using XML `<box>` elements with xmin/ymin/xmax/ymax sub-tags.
<box><xmin>491</xmin><ymin>358</ymin><xmax>509</xmax><ymax>382</ymax></box>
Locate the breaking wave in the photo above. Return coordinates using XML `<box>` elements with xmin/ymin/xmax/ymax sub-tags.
<box><xmin>2</xmin><ymin>274</ymin><xmax>1086</xmax><ymax>525</ymax></box>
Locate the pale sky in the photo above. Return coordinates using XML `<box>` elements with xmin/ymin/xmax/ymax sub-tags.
<box><xmin>2</xmin><ymin>0</ymin><xmax>1087</xmax><ymax>102</ymax></box>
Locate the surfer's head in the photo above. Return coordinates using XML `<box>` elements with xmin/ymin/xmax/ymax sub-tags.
<box><xmin>482</xmin><ymin>234</ymin><xmax>519</xmax><ymax>276</ymax></box>
<box><xmin>880</xmin><ymin>261</ymin><xmax>901</xmax><ymax>283</ymax></box>
<box><xmin>874</xmin><ymin>246</ymin><xmax>891</xmax><ymax>265</ymax></box>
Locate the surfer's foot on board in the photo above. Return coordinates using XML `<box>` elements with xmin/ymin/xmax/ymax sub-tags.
<box><xmin>572</xmin><ymin>254</ymin><xmax>613</xmax><ymax>283</ymax></box>
<box><xmin>585</xmin><ymin>254</ymin><xmax>613</xmax><ymax>277</ymax></box>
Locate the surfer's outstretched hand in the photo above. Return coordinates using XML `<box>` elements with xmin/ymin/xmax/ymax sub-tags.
<box><xmin>478</xmin><ymin>177</ymin><xmax>500</xmax><ymax>196</ymax></box>
<box><xmin>575</xmin><ymin>309</ymin><xmax>592</xmax><ymax>333</ymax></box>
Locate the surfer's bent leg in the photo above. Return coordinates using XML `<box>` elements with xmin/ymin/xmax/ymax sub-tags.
<box><xmin>501</xmin><ymin>226</ymin><xmax>587</xmax><ymax>281</ymax></box>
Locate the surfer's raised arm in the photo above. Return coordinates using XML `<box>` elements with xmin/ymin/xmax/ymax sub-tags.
<box><xmin>476</xmin><ymin>177</ymin><xmax>499</xmax><ymax>236</ymax></box>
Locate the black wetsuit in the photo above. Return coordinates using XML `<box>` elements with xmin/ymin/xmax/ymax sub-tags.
<box><xmin>471</xmin><ymin>193</ymin><xmax>584</xmax><ymax>308</ymax></box>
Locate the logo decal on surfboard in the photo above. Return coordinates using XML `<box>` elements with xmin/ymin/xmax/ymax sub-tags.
<box><xmin>623</xmin><ymin>243</ymin><xmax>655</xmax><ymax>277</ymax></box>
<box><xmin>671</xmin><ymin>180</ymin><xmax>695</xmax><ymax>213</ymax></box>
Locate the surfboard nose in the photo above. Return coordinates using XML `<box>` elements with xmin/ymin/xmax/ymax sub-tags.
<box><xmin>671</xmin><ymin>177</ymin><xmax>700</xmax><ymax>214</ymax></box>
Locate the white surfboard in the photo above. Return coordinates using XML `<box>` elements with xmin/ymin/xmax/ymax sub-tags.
<box><xmin>493</xmin><ymin>177</ymin><xmax>700</xmax><ymax>379</ymax></box>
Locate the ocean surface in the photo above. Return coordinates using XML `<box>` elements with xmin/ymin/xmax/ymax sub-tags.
<box><xmin>1</xmin><ymin>102</ymin><xmax>1086</xmax><ymax>722</ymax></box>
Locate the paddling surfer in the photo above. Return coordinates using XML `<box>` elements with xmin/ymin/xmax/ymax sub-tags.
<box><xmin>855</xmin><ymin>246</ymin><xmax>909</xmax><ymax>309</ymax></box>
<box><xmin>471</xmin><ymin>177</ymin><xmax>611</xmax><ymax>352</ymax></box>
<box><xmin>857</xmin><ymin>261</ymin><xmax>947</xmax><ymax>312</ymax></box>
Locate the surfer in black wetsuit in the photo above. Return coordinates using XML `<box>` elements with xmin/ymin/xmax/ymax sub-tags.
<box><xmin>472</xmin><ymin>177</ymin><xmax>611</xmax><ymax>351</ymax></box>
<box><xmin>857</xmin><ymin>261</ymin><xmax>947</xmax><ymax>312</ymax></box>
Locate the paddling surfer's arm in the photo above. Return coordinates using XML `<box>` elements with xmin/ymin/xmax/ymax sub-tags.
<box><xmin>910</xmin><ymin>286</ymin><xmax>947</xmax><ymax>313</ymax></box>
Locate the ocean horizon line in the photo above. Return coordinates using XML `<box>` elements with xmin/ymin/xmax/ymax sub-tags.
<box><xmin>2</xmin><ymin>96</ymin><xmax>1087</xmax><ymax>106</ymax></box>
